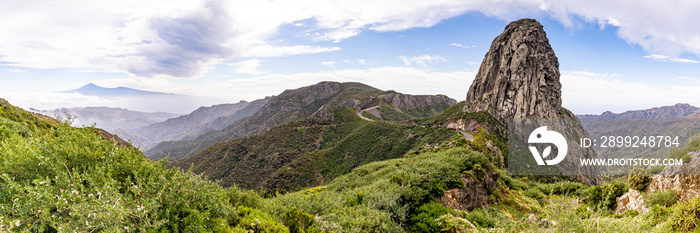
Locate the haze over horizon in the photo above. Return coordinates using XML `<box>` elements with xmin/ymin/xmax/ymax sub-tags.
<box><xmin>1</xmin><ymin>1</ymin><xmax>699</xmax><ymax>114</ymax></box>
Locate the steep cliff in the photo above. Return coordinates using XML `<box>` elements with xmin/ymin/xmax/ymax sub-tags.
<box><xmin>464</xmin><ymin>18</ymin><xmax>599</xmax><ymax>184</ymax></box>
<box><xmin>465</xmin><ymin>18</ymin><xmax>565</xmax><ymax>122</ymax></box>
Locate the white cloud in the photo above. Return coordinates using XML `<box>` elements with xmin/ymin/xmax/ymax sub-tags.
<box><xmin>93</xmin><ymin>76</ymin><xmax>173</xmax><ymax>90</ymax></box>
<box><xmin>7</xmin><ymin>68</ymin><xmax>25</xmax><ymax>73</ymax></box>
<box><xmin>449</xmin><ymin>43</ymin><xmax>475</xmax><ymax>48</ymax></box>
<box><xmin>342</xmin><ymin>60</ymin><xmax>353</xmax><ymax>64</ymax></box>
<box><xmin>677</xmin><ymin>76</ymin><xmax>700</xmax><ymax>82</ymax></box>
<box><xmin>1</xmin><ymin>0</ymin><xmax>699</xmax><ymax>80</ymax></box>
<box><xmin>643</xmin><ymin>54</ymin><xmax>700</xmax><ymax>63</ymax></box>
<box><xmin>229</xmin><ymin>59</ymin><xmax>264</xmax><ymax>75</ymax></box>
<box><xmin>399</xmin><ymin>55</ymin><xmax>447</xmax><ymax>67</ymax></box>
<box><xmin>0</xmin><ymin>92</ymin><xmax>120</xmax><ymax>111</ymax></box>
<box><xmin>561</xmin><ymin>71</ymin><xmax>700</xmax><ymax>114</ymax></box>
<box><xmin>321</xmin><ymin>61</ymin><xmax>336</xmax><ymax>67</ymax></box>
<box><xmin>240</xmin><ymin>45</ymin><xmax>340</xmax><ymax>58</ymax></box>
<box><xmin>210</xmin><ymin>66</ymin><xmax>474</xmax><ymax>103</ymax></box>
<box><xmin>357</xmin><ymin>59</ymin><xmax>368</xmax><ymax>65</ymax></box>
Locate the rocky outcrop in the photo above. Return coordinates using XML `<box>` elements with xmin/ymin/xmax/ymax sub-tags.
<box><xmin>438</xmin><ymin>168</ymin><xmax>500</xmax><ymax>211</ymax></box>
<box><xmin>648</xmin><ymin>150</ymin><xmax>700</xmax><ymax>201</ymax></box>
<box><xmin>378</xmin><ymin>93</ymin><xmax>456</xmax><ymax>110</ymax></box>
<box><xmin>614</xmin><ymin>189</ymin><xmax>650</xmax><ymax>214</ymax></box>
<box><xmin>307</xmin><ymin>105</ymin><xmax>336</xmax><ymax>124</ymax></box>
<box><xmin>464</xmin><ymin>18</ymin><xmax>564</xmax><ymax>122</ymax></box>
<box><xmin>463</xmin><ymin>18</ymin><xmax>600</xmax><ymax>184</ymax></box>
<box><xmin>298</xmin><ymin>82</ymin><xmax>342</xmax><ymax>103</ymax></box>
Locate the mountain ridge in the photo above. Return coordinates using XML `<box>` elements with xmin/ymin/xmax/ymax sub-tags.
<box><xmin>60</xmin><ymin>83</ymin><xmax>183</xmax><ymax>97</ymax></box>
<box><xmin>146</xmin><ymin>81</ymin><xmax>456</xmax><ymax>161</ymax></box>
<box><xmin>577</xmin><ymin>103</ymin><xmax>699</xmax><ymax>119</ymax></box>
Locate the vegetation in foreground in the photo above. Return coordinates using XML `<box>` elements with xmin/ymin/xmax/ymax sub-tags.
<box><xmin>3</xmin><ymin>98</ymin><xmax>700</xmax><ymax>232</ymax></box>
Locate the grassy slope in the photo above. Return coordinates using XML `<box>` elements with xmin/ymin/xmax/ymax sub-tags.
<box><xmin>146</xmin><ymin>82</ymin><xmax>390</xmax><ymax>161</ymax></box>
<box><xmin>0</xmin><ymin>99</ymin><xmax>281</xmax><ymax>232</ymax></box>
<box><xmin>6</xmin><ymin>96</ymin><xmax>699</xmax><ymax>232</ymax></box>
<box><xmin>172</xmin><ymin>106</ymin><xmax>463</xmax><ymax>191</ymax></box>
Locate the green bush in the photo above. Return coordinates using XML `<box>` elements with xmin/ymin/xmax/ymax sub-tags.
<box><xmin>436</xmin><ymin>213</ymin><xmax>478</xmax><ymax>233</ymax></box>
<box><xmin>497</xmin><ymin>171</ymin><xmax>527</xmax><ymax>191</ymax></box>
<box><xmin>550</xmin><ymin>181</ymin><xmax>587</xmax><ymax>196</ymax></box>
<box><xmin>668</xmin><ymin>196</ymin><xmax>700</xmax><ymax>232</ymax></box>
<box><xmin>281</xmin><ymin>207</ymin><xmax>315</xmax><ymax>233</ymax></box>
<box><xmin>227</xmin><ymin>185</ymin><xmax>261</xmax><ymax>208</ymax></box>
<box><xmin>236</xmin><ymin>206</ymin><xmax>289</xmax><ymax>232</ymax></box>
<box><xmin>409</xmin><ymin>202</ymin><xmax>452</xmax><ymax>233</ymax></box>
<box><xmin>583</xmin><ymin>185</ymin><xmax>603</xmax><ymax>206</ymax></box>
<box><xmin>524</xmin><ymin>188</ymin><xmax>546</xmax><ymax>202</ymax></box>
<box><xmin>347</xmin><ymin>192</ymin><xmax>365</xmax><ymax>207</ymax></box>
<box><xmin>646</xmin><ymin>190</ymin><xmax>679</xmax><ymax>207</ymax></box>
<box><xmin>584</xmin><ymin>181</ymin><xmax>627</xmax><ymax>210</ymax></box>
<box><xmin>602</xmin><ymin>182</ymin><xmax>627</xmax><ymax>210</ymax></box>
<box><xmin>629</xmin><ymin>171</ymin><xmax>650</xmax><ymax>192</ymax></box>
<box><xmin>465</xmin><ymin>209</ymin><xmax>495</xmax><ymax>228</ymax></box>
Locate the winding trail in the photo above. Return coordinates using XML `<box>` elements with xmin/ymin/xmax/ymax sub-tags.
<box><xmin>356</xmin><ymin>106</ymin><xmax>379</xmax><ymax>121</ymax></box>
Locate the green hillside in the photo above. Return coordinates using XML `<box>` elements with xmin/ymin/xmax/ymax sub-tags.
<box><xmin>146</xmin><ymin>82</ymin><xmax>390</xmax><ymax>161</ymax></box>
<box><xmin>4</xmin><ymin>97</ymin><xmax>700</xmax><ymax>232</ymax></box>
<box><xmin>171</xmin><ymin>105</ymin><xmax>464</xmax><ymax>191</ymax></box>
<box><xmin>147</xmin><ymin>81</ymin><xmax>455</xmax><ymax>162</ymax></box>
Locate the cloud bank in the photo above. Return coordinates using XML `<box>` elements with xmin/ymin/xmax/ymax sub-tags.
<box><xmin>0</xmin><ymin>0</ymin><xmax>698</xmax><ymax>79</ymax></box>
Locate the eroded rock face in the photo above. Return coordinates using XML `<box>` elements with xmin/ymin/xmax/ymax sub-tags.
<box><xmin>464</xmin><ymin>18</ymin><xmax>564</xmax><ymax>122</ymax></box>
<box><xmin>378</xmin><ymin>93</ymin><xmax>456</xmax><ymax>110</ymax></box>
<box><xmin>614</xmin><ymin>188</ymin><xmax>650</xmax><ymax>214</ymax></box>
<box><xmin>464</xmin><ymin>18</ymin><xmax>600</xmax><ymax>185</ymax></box>
<box><xmin>438</xmin><ymin>169</ymin><xmax>499</xmax><ymax>211</ymax></box>
<box><xmin>648</xmin><ymin>150</ymin><xmax>700</xmax><ymax>201</ymax></box>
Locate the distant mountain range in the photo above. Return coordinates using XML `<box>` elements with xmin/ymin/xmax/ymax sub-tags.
<box><xmin>146</xmin><ymin>81</ymin><xmax>457</xmax><ymax>161</ymax></box>
<box><xmin>61</xmin><ymin>83</ymin><xmax>183</xmax><ymax>97</ymax></box>
<box><xmin>578</xmin><ymin>103</ymin><xmax>700</xmax><ymax>162</ymax></box>
<box><xmin>58</xmin><ymin>83</ymin><xmax>219</xmax><ymax>114</ymax></box>
<box><xmin>32</xmin><ymin>107</ymin><xmax>180</xmax><ymax>132</ymax></box>
<box><xmin>578</xmin><ymin>103</ymin><xmax>699</xmax><ymax>119</ymax></box>
<box><xmin>117</xmin><ymin>98</ymin><xmax>269</xmax><ymax>150</ymax></box>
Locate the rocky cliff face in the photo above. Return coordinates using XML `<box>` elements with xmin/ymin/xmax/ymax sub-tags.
<box><xmin>379</xmin><ymin>93</ymin><xmax>456</xmax><ymax>111</ymax></box>
<box><xmin>464</xmin><ymin>18</ymin><xmax>599</xmax><ymax>185</ymax></box>
<box><xmin>465</xmin><ymin>18</ymin><xmax>564</xmax><ymax>122</ymax></box>
<box><xmin>648</xmin><ymin>150</ymin><xmax>700</xmax><ymax>200</ymax></box>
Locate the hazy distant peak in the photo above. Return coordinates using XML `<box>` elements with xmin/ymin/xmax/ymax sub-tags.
<box><xmin>60</xmin><ymin>83</ymin><xmax>182</xmax><ymax>97</ymax></box>
<box><xmin>580</xmin><ymin>103</ymin><xmax>699</xmax><ymax>119</ymax></box>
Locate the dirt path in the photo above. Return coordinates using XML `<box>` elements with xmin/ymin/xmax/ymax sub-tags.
<box><xmin>356</xmin><ymin>106</ymin><xmax>379</xmax><ymax>121</ymax></box>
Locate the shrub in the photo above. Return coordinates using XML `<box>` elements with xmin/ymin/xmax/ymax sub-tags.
<box><xmin>601</xmin><ymin>182</ymin><xmax>627</xmax><ymax>210</ymax></box>
<box><xmin>550</xmin><ymin>181</ymin><xmax>587</xmax><ymax>196</ymax></box>
<box><xmin>436</xmin><ymin>213</ymin><xmax>478</xmax><ymax>233</ymax></box>
<box><xmin>227</xmin><ymin>185</ymin><xmax>261</xmax><ymax>208</ymax></box>
<box><xmin>584</xmin><ymin>182</ymin><xmax>627</xmax><ymax>210</ymax></box>
<box><xmin>409</xmin><ymin>202</ymin><xmax>452</xmax><ymax>233</ymax></box>
<box><xmin>524</xmin><ymin>188</ymin><xmax>546</xmax><ymax>202</ymax></box>
<box><xmin>629</xmin><ymin>171</ymin><xmax>650</xmax><ymax>192</ymax></box>
<box><xmin>465</xmin><ymin>209</ymin><xmax>495</xmax><ymax>228</ymax></box>
<box><xmin>646</xmin><ymin>190</ymin><xmax>679</xmax><ymax>207</ymax></box>
<box><xmin>668</xmin><ymin>196</ymin><xmax>700</xmax><ymax>232</ymax></box>
<box><xmin>236</xmin><ymin>206</ymin><xmax>289</xmax><ymax>233</ymax></box>
<box><xmin>281</xmin><ymin>207</ymin><xmax>315</xmax><ymax>233</ymax></box>
<box><xmin>347</xmin><ymin>192</ymin><xmax>365</xmax><ymax>207</ymax></box>
<box><xmin>583</xmin><ymin>185</ymin><xmax>603</xmax><ymax>206</ymax></box>
<box><xmin>497</xmin><ymin>171</ymin><xmax>527</xmax><ymax>191</ymax></box>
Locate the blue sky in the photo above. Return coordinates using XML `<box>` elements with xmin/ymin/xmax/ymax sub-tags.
<box><xmin>0</xmin><ymin>1</ymin><xmax>699</xmax><ymax>114</ymax></box>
